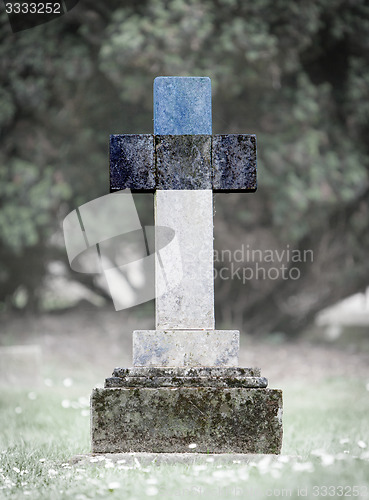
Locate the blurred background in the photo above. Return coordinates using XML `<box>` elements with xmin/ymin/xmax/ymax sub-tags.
<box><xmin>1</xmin><ymin>0</ymin><xmax>369</xmax><ymax>386</ymax></box>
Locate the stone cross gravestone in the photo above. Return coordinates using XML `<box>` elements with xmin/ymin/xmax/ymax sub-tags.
<box><xmin>91</xmin><ymin>77</ymin><xmax>283</xmax><ymax>454</ymax></box>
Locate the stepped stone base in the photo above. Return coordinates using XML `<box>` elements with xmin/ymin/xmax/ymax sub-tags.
<box><xmin>91</xmin><ymin>367</ymin><xmax>283</xmax><ymax>454</ymax></box>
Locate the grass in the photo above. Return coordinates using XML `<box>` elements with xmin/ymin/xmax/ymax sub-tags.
<box><xmin>0</xmin><ymin>377</ymin><xmax>369</xmax><ymax>499</ymax></box>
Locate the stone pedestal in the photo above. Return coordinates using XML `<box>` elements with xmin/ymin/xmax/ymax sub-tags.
<box><xmin>91</xmin><ymin>367</ymin><xmax>283</xmax><ymax>454</ymax></box>
<box><xmin>90</xmin><ymin>77</ymin><xmax>283</xmax><ymax>455</ymax></box>
<box><xmin>133</xmin><ymin>330</ymin><xmax>239</xmax><ymax>367</ymax></box>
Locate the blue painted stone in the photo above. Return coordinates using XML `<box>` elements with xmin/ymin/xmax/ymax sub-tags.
<box><xmin>156</xmin><ymin>135</ymin><xmax>212</xmax><ymax>189</ymax></box>
<box><xmin>154</xmin><ymin>77</ymin><xmax>212</xmax><ymax>135</ymax></box>
<box><xmin>212</xmin><ymin>134</ymin><xmax>257</xmax><ymax>192</ymax></box>
<box><xmin>110</xmin><ymin>134</ymin><xmax>155</xmax><ymax>192</ymax></box>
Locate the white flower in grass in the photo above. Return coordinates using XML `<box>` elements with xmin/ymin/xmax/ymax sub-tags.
<box><xmin>104</xmin><ymin>462</ymin><xmax>114</xmax><ymax>469</ymax></box>
<box><xmin>271</xmin><ymin>468</ymin><xmax>281</xmax><ymax>479</ymax></box>
<box><xmin>63</xmin><ymin>378</ymin><xmax>73</xmax><ymax>387</ymax></box>
<box><xmin>238</xmin><ymin>468</ymin><xmax>249</xmax><ymax>481</ymax></box>
<box><xmin>272</xmin><ymin>461</ymin><xmax>283</xmax><ymax>470</ymax></box>
<box><xmin>256</xmin><ymin>455</ymin><xmax>272</xmax><ymax>474</ymax></box>
<box><xmin>339</xmin><ymin>438</ymin><xmax>349</xmax><ymax>444</ymax></box>
<box><xmin>89</xmin><ymin>458</ymin><xmax>99</xmax><ymax>463</ymax></box>
<box><xmin>206</xmin><ymin>457</ymin><xmax>214</xmax><ymax>463</ymax></box>
<box><xmin>78</xmin><ymin>396</ymin><xmax>89</xmax><ymax>407</ymax></box>
<box><xmin>188</xmin><ymin>443</ymin><xmax>197</xmax><ymax>449</ymax></box>
<box><xmin>292</xmin><ymin>462</ymin><xmax>314</xmax><ymax>472</ymax></box>
<box><xmin>27</xmin><ymin>392</ymin><xmax>37</xmax><ymax>400</ymax></box>
<box><xmin>146</xmin><ymin>477</ymin><xmax>158</xmax><ymax>485</ymax></box>
<box><xmin>24</xmin><ymin>491</ymin><xmax>31</xmax><ymax>496</ymax></box>
<box><xmin>116</xmin><ymin>459</ymin><xmax>126</xmax><ymax>464</ymax></box>
<box><xmin>61</xmin><ymin>400</ymin><xmax>70</xmax><ymax>409</ymax></box>
<box><xmin>39</xmin><ymin>459</ymin><xmax>46</xmax><ymax>463</ymax></box>
<box><xmin>108</xmin><ymin>482</ymin><xmax>121</xmax><ymax>491</ymax></box>
<box><xmin>81</xmin><ymin>410</ymin><xmax>89</xmax><ymax>417</ymax></box>
<box><xmin>336</xmin><ymin>453</ymin><xmax>349</xmax><ymax>460</ymax></box>
<box><xmin>212</xmin><ymin>468</ymin><xmax>238</xmax><ymax>481</ymax></box>
<box><xmin>212</xmin><ymin>469</ymin><xmax>226</xmax><ymax>478</ymax></box>
<box><xmin>146</xmin><ymin>486</ymin><xmax>159</xmax><ymax>496</ymax></box>
<box><xmin>321</xmin><ymin>454</ymin><xmax>335</xmax><ymax>466</ymax></box>
<box><xmin>48</xmin><ymin>469</ymin><xmax>58</xmax><ymax>477</ymax></box>
<box><xmin>13</xmin><ymin>467</ymin><xmax>20</xmax><ymax>474</ymax></box>
<box><xmin>358</xmin><ymin>440</ymin><xmax>367</xmax><ymax>449</ymax></box>
<box><xmin>311</xmin><ymin>449</ymin><xmax>325</xmax><ymax>457</ymax></box>
<box><xmin>193</xmin><ymin>464</ymin><xmax>207</xmax><ymax>472</ymax></box>
<box><xmin>15</xmin><ymin>407</ymin><xmax>22</xmax><ymax>414</ymax></box>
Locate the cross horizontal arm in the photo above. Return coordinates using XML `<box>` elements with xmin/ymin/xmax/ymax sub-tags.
<box><xmin>110</xmin><ymin>133</ymin><xmax>257</xmax><ymax>192</ymax></box>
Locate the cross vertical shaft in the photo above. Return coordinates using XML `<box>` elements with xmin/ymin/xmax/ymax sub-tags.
<box><xmin>154</xmin><ymin>77</ymin><xmax>214</xmax><ymax>330</ymax></box>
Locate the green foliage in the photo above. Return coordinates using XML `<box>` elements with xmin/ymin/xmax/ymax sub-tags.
<box><xmin>0</xmin><ymin>160</ymin><xmax>71</xmax><ymax>253</ymax></box>
<box><xmin>0</xmin><ymin>0</ymin><xmax>368</xmax><ymax>322</ymax></box>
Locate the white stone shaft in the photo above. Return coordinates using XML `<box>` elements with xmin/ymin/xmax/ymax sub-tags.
<box><xmin>155</xmin><ymin>190</ymin><xmax>215</xmax><ymax>330</ymax></box>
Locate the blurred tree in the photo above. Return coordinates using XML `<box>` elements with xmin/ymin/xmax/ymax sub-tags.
<box><xmin>0</xmin><ymin>0</ymin><xmax>368</xmax><ymax>334</ymax></box>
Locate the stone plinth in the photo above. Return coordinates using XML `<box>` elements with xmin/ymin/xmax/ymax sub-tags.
<box><xmin>133</xmin><ymin>330</ymin><xmax>239</xmax><ymax>367</ymax></box>
<box><xmin>91</xmin><ymin>370</ymin><xmax>283</xmax><ymax>454</ymax></box>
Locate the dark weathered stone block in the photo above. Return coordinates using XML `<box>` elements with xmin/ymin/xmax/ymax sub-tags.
<box><xmin>105</xmin><ymin>375</ymin><xmax>268</xmax><ymax>388</ymax></box>
<box><xmin>110</xmin><ymin>134</ymin><xmax>155</xmax><ymax>192</ymax></box>
<box><xmin>112</xmin><ymin>367</ymin><xmax>261</xmax><ymax>378</ymax></box>
<box><xmin>213</xmin><ymin>134</ymin><xmax>257</xmax><ymax>192</ymax></box>
<box><xmin>91</xmin><ymin>386</ymin><xmax>283</xmax><ymax>454</ymax></box>
<box><xmin>156</xmin><ymin>135</ymin><xmax>212</xmax><ymax>189</ymax></box>
<box><xmin>107</xmin><ymin>366</ymin><xmax>266</xmax><ymax>388</ymax></box>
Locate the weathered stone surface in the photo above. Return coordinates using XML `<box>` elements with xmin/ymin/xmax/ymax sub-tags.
<box><xmin>113</xmin><ymin>367</ymin><xmax>261</xmax><ymax>377</ymax></box>
<box><xmin>91</xmin><ymin>387</ymin><xmax>283</xmax><ymax>454</ymax></box>
<box><xmin>154</xmin><ymin>77</ymin><xmax>212</xmax><ymax>135</ymax></box>
<box><xmin>105</xmin><ymin>375</ymin><xmax>268</xmax><ymax>388</ymax></box>
<box><xmin>133</xmin><ymin>330</ymin><xmax>238</xmax><ymax>366</ymax></box>
<box><xmin>213</xmin><ymin>134</ymin><xmax>257</xmax><ymax>191</ymax></box>
<box><xmin>156</xmin><ymin>135</ymin><xmax>212</xmax><ymax>189</ymax></box>
<box><xmin>155</xmin><ymin>191</ymin><xmax>215</xmax><ymax>330</ymax></box>
<box><xmin>110</xmin><ymin>134</ymin><xmax>155</xmax><ymax>192</ymax></box>
<box><xmin>109</xmin><ymin>133</ymin><xmax>258</xmax><ymax>192</ymax></box>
